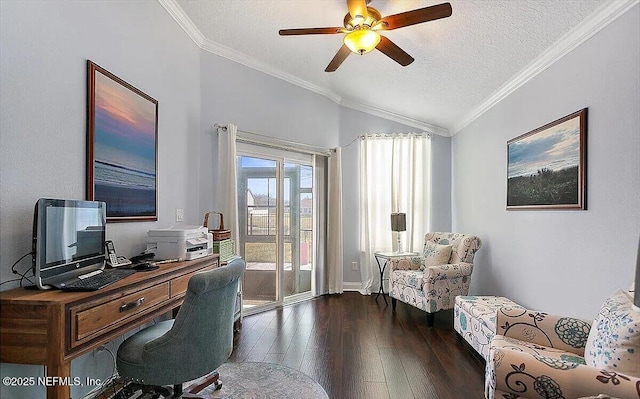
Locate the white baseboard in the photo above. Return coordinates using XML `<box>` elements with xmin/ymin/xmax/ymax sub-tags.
<box><xmin>343</xmin><ymin>281</ymin><xmax>367</xmax><ymax>295</ymax></box>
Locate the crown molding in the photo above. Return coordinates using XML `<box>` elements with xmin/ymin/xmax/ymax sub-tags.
<box><xmin>451</xmin><ymin>0</ymin><xmax>639</xmax><ymax>135</ymax></box>
<box><xmin>339</xmin><ymin>98</ymin><xmax>450</xmax><ymax>136</ymax></box>
<box><xmin>199</xmin><ymin>39</ymin><xmax>342</xmax><ymax>104</ymax></box>
<box><xmin>157</xmin><ymin>0</ymin><xmax>204</xmax><ymax>47</ymax></box>
<box><xmin>157</xmin><ymin>0</ymin><xmax>447</xmax><ymax>134</ymax></box>
<box><xmin>158</xmin><ymin>0</ymin><xmax>635</xmax><ymax>138</ymax></box>
<box><xmin>157</xmin><ymin>0</ymin><xmax>339</xmax><ymax>103</ymax></box>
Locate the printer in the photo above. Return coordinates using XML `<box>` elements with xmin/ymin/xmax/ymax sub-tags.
<box><xmin>146</xmin><ymin>226</ymin><xmax>213</xmax><ymax>261</ymax></box>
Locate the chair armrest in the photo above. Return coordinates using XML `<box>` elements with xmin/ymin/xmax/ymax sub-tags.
<box><xmin>489</xmin><ymin>336</ymin><xmax>640</xmax><ymax>399</ymax></box>
<box><xmin>424</xmin><ymin>262</ymin><xmax>473</xmax><ymax>282</ymax></box>
<box><xmin>495</xmin><ymin>308</ymin><xmax>592</xmax><ymax>355</ymax></box>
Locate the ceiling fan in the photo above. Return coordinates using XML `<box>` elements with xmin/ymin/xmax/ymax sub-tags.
<box><xmin>279</xmin><ymin>0</ymin><xmax>452</xmax><ymax>72</ymax></box>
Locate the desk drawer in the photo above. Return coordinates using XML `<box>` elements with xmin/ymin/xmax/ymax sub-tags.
<box><xmin>72</xmin><ymin>283</ymin><xmax>170</xmax><ymax>344</ymax></box>
<box><xmin>170</xmin><ymin>273</ymin><xmax>191</xmax><ymax>298</ymax></box>
<box><xmin>170</xmin><ymin>261</ymin><xmax>218</xmax><ymax>298</ymax></box>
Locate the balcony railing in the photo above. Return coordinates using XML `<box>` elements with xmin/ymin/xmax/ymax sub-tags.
<box><xmin>242</xmin><ymin>209</ymin><xmax>313</xmax><ymax>305</ymax></box>
<box><xmin>246</xmin><ymin>208</ymin><xmax>312</xmax><ymax>236</ymax></box>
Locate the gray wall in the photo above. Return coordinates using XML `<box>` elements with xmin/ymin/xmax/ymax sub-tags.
<box><xmin>451</xmin><ymin>5</ymin><xmax>640</xmax><ymax>320</ymax></box>
<box><xmin>0</xmin><ymin>1</ymin><xmax>200</xmax><ymax>398</ymax></box>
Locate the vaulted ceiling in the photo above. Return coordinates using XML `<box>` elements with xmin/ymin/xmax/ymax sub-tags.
<box><xmin>164</xmin><ymin>0</ymin><xmax>630</xmax><ymax>135</ymax></box>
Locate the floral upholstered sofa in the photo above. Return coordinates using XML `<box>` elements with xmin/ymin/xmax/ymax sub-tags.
<box><xmin>486</xmin><ymin>289</ymin><xmax>640</xmax><ymax>399</ymax></box>
<box><xmin>389</xmin><ymin>232</ymin><xmax>482</xmax><ymax>326</ymax></box>
<box><xmin>454</xmin><ymin>295</ymin><xmax>525</xmax><ymax>361</ymax></box>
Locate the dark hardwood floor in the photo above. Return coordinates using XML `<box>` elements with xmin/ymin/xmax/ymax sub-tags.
<box><xmin>228</xmin><ymin>292</ymin><xmax>486</xmax><ymax>399</ymax></box>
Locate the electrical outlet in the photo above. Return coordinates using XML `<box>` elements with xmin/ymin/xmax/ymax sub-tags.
<box><xmin>351</xmin><ymin>261</ymin><xmax>358</xmax><ymax>271</ymax></box>
<box><xmin>176</xmin><ymin>208</ymin><xmax>184</xmax><ymax>222</ymax></box>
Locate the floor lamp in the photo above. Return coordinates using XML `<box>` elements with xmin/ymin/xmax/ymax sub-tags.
<box><xmin>391</xmin><ymin>213</ymin><xmax>406</xmax><ymax>254</ymax></box>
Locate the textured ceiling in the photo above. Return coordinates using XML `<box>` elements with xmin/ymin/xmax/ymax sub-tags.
<box><xmin>173</xmin><ymin>0</ymin><xmax>605</xmax><ymax>133</ymax></box>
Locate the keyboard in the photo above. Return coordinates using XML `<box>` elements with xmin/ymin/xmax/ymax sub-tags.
<box><xmin>60</xmin><ymin>268</ymin><xmax>136</xmax><ymax>291</ymax></box>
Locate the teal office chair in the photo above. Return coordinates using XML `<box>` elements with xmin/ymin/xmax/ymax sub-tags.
<box><xmin>116</xmin><ymin>259</ymin><xmax>244</xmax><ymax>398</ymax></box>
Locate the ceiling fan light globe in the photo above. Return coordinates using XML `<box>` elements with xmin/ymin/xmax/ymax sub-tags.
<box><xmin>344</xmin><ymin>29</ymin><xmax>380</xmax><ymax>55</ymax></box>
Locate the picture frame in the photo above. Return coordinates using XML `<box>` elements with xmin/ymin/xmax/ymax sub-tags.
<box><xmin>87</xmin><ymin>60</ymin><xmax>158</xmax><ymax>222</ymax></box>
<box><xmin>507</xmin><ymin>108</ymin><xmax>587</xmax><ymax>210</ymax></box>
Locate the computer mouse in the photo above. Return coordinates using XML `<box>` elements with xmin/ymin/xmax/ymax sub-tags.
<box><xmin>132</xmin><ymin>262</ymin><xmax>159</xmax><ymax>272</ymax></box>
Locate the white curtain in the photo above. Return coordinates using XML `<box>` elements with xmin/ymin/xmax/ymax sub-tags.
<box><xmin>327</xmin><ymin>147</ymin><xmax>344</xmax><ymax>294</ymax></box>
<box><xmin>216</xmin><ymin>123</ymin><xmax>240</xmax><ymax>246</ymax></box>
<box><xmin>359</xmin><ymin>134</ymin><xmax>431</xmax><ymax>294</ymax></box>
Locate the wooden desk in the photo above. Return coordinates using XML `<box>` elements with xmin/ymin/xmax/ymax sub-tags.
<box><xmin>0</xmin><ymin>255</ymin><xmax>219</xmax><ymax>399</ymax></box>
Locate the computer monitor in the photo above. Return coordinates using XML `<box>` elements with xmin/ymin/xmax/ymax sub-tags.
<box><xmin>32</xmin><ymin>198</ymin><xmax>106</xmax><ymax>289</ymax></box>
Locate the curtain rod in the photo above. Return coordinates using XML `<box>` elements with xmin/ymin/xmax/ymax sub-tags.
<box><xmin>214</xmin><ymin>124</ymin><xmax>331</xmax><ymax>157</ymax></box>
<box><xmin>343</xmin><ymin>132</ymin><xmax>432</xmax><ymax>148</ymax></box>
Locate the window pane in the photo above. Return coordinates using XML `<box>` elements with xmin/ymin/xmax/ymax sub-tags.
<box><xmin>241</xmin><ymin>157</ymin><xmax>276</xmax><ymax>168</ymax></box>
<box><xmin>300</xmin><ymin>165</ymin><xmax>313</xmax><ymax>189</ymax></box>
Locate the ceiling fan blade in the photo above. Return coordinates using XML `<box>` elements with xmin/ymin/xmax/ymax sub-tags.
<box><xmin>376</xmin><ymin>36</ymin><xmax>414</xmax><ymax>66</ymax></box>
<box><xmin>378</xmin><ymin>2</ymin><xmax>452</xmax><ymax>30</ymax></box>
<box><xmin>347</xmin><ymin>0</ymin><xmax>368</xmax><ymax>20</ymax></box>
<box><xmin>325</xmin><ymin>44</ymin><xmax>351</xmax><ymax>72</ymax></box>
<box><xmin>279</xmin><ymin>27</ymin><xmax>343</xmax><ymax>36</ymax></box>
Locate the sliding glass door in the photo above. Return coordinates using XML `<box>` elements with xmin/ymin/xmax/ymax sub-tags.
<box><xmin>284</xmin><ymin>162</ymin><xmax>313</xmax><ymax>299</ymax></box>
<box><xmin>236</xmin><ymin>148</ymin><xmax>315</xmax><ymax>314</ymax></box>
<box><xmin>237</xmin><ymin>156</ymin><xmax>279</xmax><ymax>309</ymax></box>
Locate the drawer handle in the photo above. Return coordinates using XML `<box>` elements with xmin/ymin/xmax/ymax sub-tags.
<box><xmin>120</xmin><ymin>297</ymin><xmax>145</xmax><ymax>313</ymax></box>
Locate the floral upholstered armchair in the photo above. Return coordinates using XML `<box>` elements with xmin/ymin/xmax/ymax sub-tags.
<box><xmin>389</xmin><ymin>232</ymin><xmax>482</xmax><ymax>326</ymax></box>
<box><xmin>486</xmin><ymin>289</ymin><xmax>640</xmax><ymax>399</ymax></box>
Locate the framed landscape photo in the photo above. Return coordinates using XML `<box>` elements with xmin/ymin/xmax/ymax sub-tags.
<box><xmin>87</xmin><ymin>60</ymin><xmax>158</xmax><ymax>222</ymax></box>
<box><xmin>507</xmin><ymin>108</ymin><xmax>587</xmax><ymax>210</ymax></box>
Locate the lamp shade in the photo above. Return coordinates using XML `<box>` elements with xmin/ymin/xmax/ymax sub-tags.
<box><xmin>390</xmin><ymin>213</ymin><xmax>406</xmax><ymax>232</ymax></box>
<box><xmin>344</xmin><ymin>29</ymin><xmax>381</xmax><ymax>55</ymax></box>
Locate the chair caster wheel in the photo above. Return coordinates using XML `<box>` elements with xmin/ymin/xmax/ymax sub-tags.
<box><xmin>214</xmin><ymin>380</ymin><xmax>222</xmax><ymax>391</ymax></box>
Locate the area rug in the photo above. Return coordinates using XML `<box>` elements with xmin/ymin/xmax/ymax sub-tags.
<box><xmin>195</xmin><ymin>362</ymin><xmax>329</xmax><ymax>399</ymax></box>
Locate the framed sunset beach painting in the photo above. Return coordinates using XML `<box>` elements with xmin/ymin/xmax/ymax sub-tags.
<box><xmin>507</xmin><ymin>108</ymin><xmax>587</xmax><ymax>210</ymax></box>
<box><xmin>87</xmin><ymin>61</ymin><xmax>158</xmax><ymax>222</ymax></box>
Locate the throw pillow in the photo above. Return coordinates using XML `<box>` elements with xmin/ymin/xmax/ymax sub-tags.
<box><xmin>421</xmin><ymin>242</ymin><xmax>452</xmax><ymax>270</ymax></box>
<box><xmin>584</xmin><ymin>289</ymin><xmax>640</xmax><ymax>377</ymax></box>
